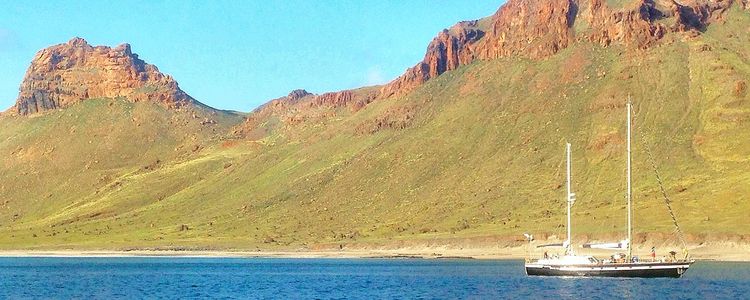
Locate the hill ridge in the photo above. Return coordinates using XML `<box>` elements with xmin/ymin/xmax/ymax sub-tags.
<box><xmin>238</xmin><ymin>0</ymin><xmax>745</xmax><ymax>136</ymax></box>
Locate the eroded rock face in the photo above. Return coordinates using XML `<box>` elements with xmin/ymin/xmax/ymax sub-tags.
<box><xmin>286</xmin><ymin>89</ymin><xmax>313</xmax><ymax>102</ymax></box>
<box><xmin>380</xmin><ymin>0</ymin><xmax>739</xmax><ymax>98</ymax></box>
<box><xmin>234</xmin><ymin>88</ymin><xmax>379</xmax><ymax>138</ymax></box>
<box><xmin>482</xmin><ymin>0</ymin><xmax>576</xmax><ymax>59</ymax></box>
<box><xmin>583</xmin><ymin>0</ymin><xmax>667</xmax><ymax>48</ymax></box>
<box><xmin>381</xmin><ymin>21</ymin><xmax>485</xmax><ymax>98</ymax></box>
<box><xmin>13</xmin><ymin>37</ymin><xmax>193</xmax><ymax>115</ymax></box>
<box><xmin>382</xmin><ymin>0</ymin><xmax>578</xmax><ymax>98</ymax></box>
<box><xmin>254</xmin><ymin>89</ymin><xmax>375</xmax><ymax>112</ymax></box>
<box><xmin>584</xmin><ymin>0</ymin><xmax>736</xmax><ymax>47</ymax></box>
<box><xmin>381</xmin><ymin>0</ymin><xmax>578</xmax><ymax>98</ymax></box>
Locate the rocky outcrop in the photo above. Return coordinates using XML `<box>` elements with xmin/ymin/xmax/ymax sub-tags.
<box><xmin>381</xmin><ymin>22</ymin><xmax>485</xmax><ymax>98</ymax></box>
<box><xmin>481</xmin><ymin>0</ymin><xmax>576</xmax><ymax>59</ymax></box>
<box><xmin>253</xmin><ymin>89</ymin><xmax>376</xmax><ymax>112</ymax></box>
<box><xmin>354</xmin><ymin>105</ymin><xmax>416</xmax><ymax>135</ymax></box>
<box><xmin>235</xmin><ymin>88</ymin><xmax>379</xmax><ymax>138</ymax></box>
<box><xmin>583</xmin><ymin>0</ymin><xmax>667</xmax><ymax>48</ymax></box>
<box><xmin>382</xmin><ymin>0</ymin><xmax>579</xmax><ymax>98</ymax></box>
<box><xmin>381</xmin><ymin>0</ymin><xmax>740</xmax><ymax>98</ymax></box>
<box><xmin>585</xmin><ymin>0</ymin><xmax>736</xmax><ymax>47</ymax></box>
<box><xmin>308</xmin><ymin>90</ymin><xmax>355</xmax><ymax>108</ymax></box>
<box><xmin>284</xmin><ymin>89</ymin><xmax>313</xmax><ymax>103</ymax></box>
<box><xmin>13</xmin><ymin>37</ymin><xmax>193</xmax><ymax>115</ymax></box>
<box><xmin>672</xmin><ymin>0</ymin><xmax>735</xmax><ymax>30</ymax></box>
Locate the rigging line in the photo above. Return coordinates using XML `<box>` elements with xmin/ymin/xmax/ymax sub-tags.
<box><xmin>635</xmin><ymin>115</ymin><xmax>689</xmax><ymax>258</ymax></box>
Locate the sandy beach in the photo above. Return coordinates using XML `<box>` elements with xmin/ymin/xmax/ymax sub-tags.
<box><xmin>0</xmin><ymin>242</ymin><xmax>747</xmax><ymax>261</ymax></box>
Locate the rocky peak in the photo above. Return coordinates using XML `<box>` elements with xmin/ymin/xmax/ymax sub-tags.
<box><xmin>287</xmin><ymin>89</ymin><xmax>313</xmax><ymax>102</ymax></box>
<box><xmin>67</xmin><ymin>37</ymin><xmax>88</xmax><ymax>47</ymax></box>
<box><xmin>12</xmin><ymin>37</ymin><xmax>193</xmax><ymax>115</ymax></box>
<box><xmin>113</xmin><ymin>43</ymin><xmax>133</xmax><ymax>56</ymax></box>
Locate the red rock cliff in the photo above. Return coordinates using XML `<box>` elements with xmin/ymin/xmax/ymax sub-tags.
<box><xmin>235</xmin><ymin>88</ymin><xmax>379</xmax><ymax>137</ymax></box>
<box><xmin>381</xmin><ymin>21</ymin><xmax>485</xmax><ymax>98</ymax></box>
<box><xmin>380</xmin><ymin>0</ymin><xmax>739</xmax><ymax>98</ymax></box>
<box><xmin>13</xmin><ymin>37</ymin><xmax>193</xmax><ymax>115</ymax></box>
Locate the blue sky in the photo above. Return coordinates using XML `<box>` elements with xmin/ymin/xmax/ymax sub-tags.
<box><xmin>0</xmin><ymin>1</ymin><xmax>504</xmax><ymax>112</ymax></box>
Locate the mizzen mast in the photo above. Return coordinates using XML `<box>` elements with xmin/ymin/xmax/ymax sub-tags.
<box><xmin>566</xmin><ymin>142</ymin><xmax>575</xmax><ymax>255</ymax></box>
<box><xmin>626</xmin><ymin>96</ymin><xmax>633</xmax><ymax>261</ymax></box>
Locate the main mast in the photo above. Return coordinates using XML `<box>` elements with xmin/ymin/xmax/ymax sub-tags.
<box><xmin>627</xmin><ymin>97</ymin><xmax>633</xmax><ymax>260</ymax></box>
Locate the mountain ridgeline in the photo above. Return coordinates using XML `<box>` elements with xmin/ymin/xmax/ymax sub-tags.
<box><xmin>0</xmin><ymin>0</ymin><xmax>748</xmax><ymax>251</ymax></box>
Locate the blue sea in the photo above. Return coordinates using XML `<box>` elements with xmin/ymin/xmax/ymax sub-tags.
<box><xmin>0</xmin><ymin>257</ymin><xmax>747</xmax><ymax>299</ymax></box>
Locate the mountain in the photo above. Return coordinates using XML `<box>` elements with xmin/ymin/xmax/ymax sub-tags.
<box><xmin>11</xmin><ymin>37</ymin><xmax>196</xmax><ymax>116</ymax></box>
<box><xmin>0</xmin><ymin>38</ymin><xmax>245</xmax><ymax>249</ymax></box>
<box><xmin>0</xmin><ymin>0</ymin><xmax>748</xmax><ymax>252</ymax></box>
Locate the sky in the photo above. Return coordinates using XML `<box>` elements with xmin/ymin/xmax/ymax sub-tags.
<box><xmin>0</xmin><ymin>1</ymin><xmax>505</xmax><ymax>112</ymax></box>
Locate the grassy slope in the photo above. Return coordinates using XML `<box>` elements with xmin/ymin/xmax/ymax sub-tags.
<box><xmin>0</xmin><ymin>8</ymin><xmax>748</xmax><ymax>250</ymax></box>
<box><xmin>0</xmin><ymin>99</ymin><xmax>245</xmax><ymax>248</ymax></box>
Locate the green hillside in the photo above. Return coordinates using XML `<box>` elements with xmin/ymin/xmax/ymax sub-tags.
<box><xmin>0</xmin><ymin>6</ymin><xmax>748</xmax><ymax>250</ymax></box>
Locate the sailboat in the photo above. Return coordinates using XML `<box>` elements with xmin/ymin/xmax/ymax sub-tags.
<box><xmin>524</xmin><ymin>99</ymin><xmax>695</xmax><ymax>278</ymax></box>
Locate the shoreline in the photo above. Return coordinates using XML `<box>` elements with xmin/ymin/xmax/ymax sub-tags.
<box><xmin>0</xmin><ymin>244</ymin><xmax>747</xmax><ymax>261</ymax></box>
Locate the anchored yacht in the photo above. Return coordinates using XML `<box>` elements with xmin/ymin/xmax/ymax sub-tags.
<box><xmin>524</xmin><ymin>99</ymin><xmax>694</xmax><ymax>278</ymax></box>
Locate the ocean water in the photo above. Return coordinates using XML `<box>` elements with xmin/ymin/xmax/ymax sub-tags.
<box><xmin>0</xmin><ymin>257</ymin><xmax>747</xmax><ymax>299</ymax></box>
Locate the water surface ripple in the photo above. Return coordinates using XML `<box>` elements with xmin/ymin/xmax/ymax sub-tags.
<box><xmin>0</xmin><ymin>257</ymin><xmax>746</xmax><ymax>299</ymax></box>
